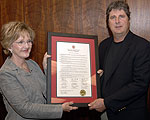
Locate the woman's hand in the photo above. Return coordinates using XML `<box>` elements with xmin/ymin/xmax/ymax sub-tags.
<box><xmin>62</xmin><ymin>102</ymin><xmax>78</xmax><ymax>112</ymax></box>
<box><xmin>42</xmin><ymin>52</ymin><xmax>51</xmax><ymax>70</ymax></box>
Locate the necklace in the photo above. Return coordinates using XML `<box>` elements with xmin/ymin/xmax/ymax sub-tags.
<box><xmin>21</xmin><ymin>62</ymin><xmax>30</xmax><ymax>72</ymax></box>
<box><xmin>22</xmin><ymin>66</ymin><xmax>30</xmax><ymax>72</ymax></box>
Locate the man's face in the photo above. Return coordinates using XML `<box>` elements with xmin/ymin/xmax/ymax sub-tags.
<box><xmin>108</xmin><ymin>9</ymin><xmax>130</xmax><ymax>37</ymax></box>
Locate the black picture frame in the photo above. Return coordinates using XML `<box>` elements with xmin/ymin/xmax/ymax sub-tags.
<box><xmin>47</xmin><ymin>32</ymin><xmax>100</xmax><ymax>107</ymax></box>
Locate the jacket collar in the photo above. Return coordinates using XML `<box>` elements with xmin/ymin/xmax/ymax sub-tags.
<box><xmin>103</xmin><ymin>31</ymin><xmax>133</xmax><ymax>84</ymax></box>
<box><xmin>2</xmin><ymin>57</ymin><xmax>34</xmax><ymax>74</ymax></box>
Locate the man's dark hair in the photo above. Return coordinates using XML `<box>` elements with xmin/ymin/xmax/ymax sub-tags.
<box><xmin>106</xmin><ymin>1</ymin><xmax>130</xmax><ymax>23</ymax></box>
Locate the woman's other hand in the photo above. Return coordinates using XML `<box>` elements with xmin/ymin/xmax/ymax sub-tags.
<box><xmin>97</xmin><ymin>69</ymin><xmax>103</xmax><ymax>77</ymax></box>
<box><xmin>42</xmin><ymin>52</ymin><xmax>51</xmax><ymax>70</ymax></box>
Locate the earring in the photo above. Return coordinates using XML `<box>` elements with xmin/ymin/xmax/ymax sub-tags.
<box><xmin>8</xmin><ymin>49</ymin><xmax>12</xmax><ymax>53</ymax></box>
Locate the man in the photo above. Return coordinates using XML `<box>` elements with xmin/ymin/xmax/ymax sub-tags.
<box><xmin>88</xmin><ymin>1</ymin><xmax>150</xmax><ymax>120</ymax></box>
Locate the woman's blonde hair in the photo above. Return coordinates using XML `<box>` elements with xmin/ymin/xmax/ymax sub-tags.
<box><xmin>0</xmin><ymin>21</ymin><xmax>35</xmax><ymax>55</ymax></box>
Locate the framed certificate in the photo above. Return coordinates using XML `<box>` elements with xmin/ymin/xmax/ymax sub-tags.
<box><xmin>47</xmin><ymin>32</ymin><xmax>100</xmax><ymax>107</ymax></box>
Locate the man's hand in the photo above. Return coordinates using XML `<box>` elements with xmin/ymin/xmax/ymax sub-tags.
<box><xmin>88</xmin><ymin>98</ymin><xmax>106</xmax><ymax>112</ymax></box>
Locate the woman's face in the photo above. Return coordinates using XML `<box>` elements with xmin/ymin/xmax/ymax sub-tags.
<box><xmin>9</xmin><ymin>32</ymin><xmax>33</xmax><ymax>60</ymax></box>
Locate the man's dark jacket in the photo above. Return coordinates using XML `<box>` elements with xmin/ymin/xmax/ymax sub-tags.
<box><xmin>99</xmin><ymin>31</ymin><xmax>150</xmax><ymax>120</ymax></box>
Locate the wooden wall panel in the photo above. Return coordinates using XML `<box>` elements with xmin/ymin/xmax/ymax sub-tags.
<box><xmin>0</xmin><ymin>0</ymin><xmax>24</xmax><ymax>67</ymax></box>
<box><xmin>126</xmin><ymin>0</ymin><xmax>150</xmax><ymax>115</ymax></box>
<box><xmin>127</xmin><ymin>0</ymin><xmax>150</xmax><ymax>41</ymax></box>
<box><xmin>24</xmin><ymin>0</ymin><xmax>46</xmax><ymax>67</ymax></box>
<box><xmin>0</xmin><ymin>0</ymin><xmax>24</xmax><ymax>24</ymax></box>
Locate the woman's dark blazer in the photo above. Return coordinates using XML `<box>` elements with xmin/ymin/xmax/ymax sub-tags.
<box><xmin>99</xmin><ymin>31</ymin><xmax>150</xmax><ymax>120</ymax></box>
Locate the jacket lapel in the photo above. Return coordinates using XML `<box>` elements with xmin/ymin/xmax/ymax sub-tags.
<box><xmin>103</xmin><ymin>31</ymin><xmax>133</xmax><ymax>85</ymax></box>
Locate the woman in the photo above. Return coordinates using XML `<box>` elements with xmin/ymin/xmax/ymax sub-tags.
<box><xmin>0</xmin><ymin>21</ymin><xmax>78</xmax><ymax>120</ymax></box>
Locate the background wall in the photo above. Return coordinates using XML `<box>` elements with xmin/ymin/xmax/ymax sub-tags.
<box><xmin>0</xmin><ymin>0</ymin><xmax>150</xmax><ymax>119</ymax></box>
